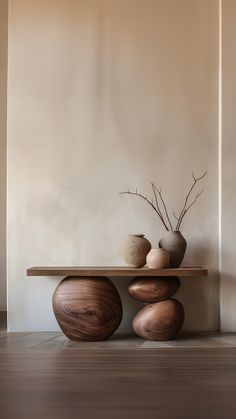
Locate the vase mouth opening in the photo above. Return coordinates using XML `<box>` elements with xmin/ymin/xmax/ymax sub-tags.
<box><xmin>129</xmin><ymin>234</ymin><xmax>145</xmax><ymax>238</ymax></box>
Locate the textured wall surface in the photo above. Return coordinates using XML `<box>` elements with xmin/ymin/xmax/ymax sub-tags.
<box><xmin>221</xmin><ymin>0</ymin><xmax>236</xmax><ymax>331</ymax></box>
<box><xmin>7</xmin><ymin>0</ymin><xmax>219</xmax><ymax>331</ymax></box>
<box><xmin>0</xmin><ymin>0</ymin><xmax>8</xmax><ymax>311</ymax></box>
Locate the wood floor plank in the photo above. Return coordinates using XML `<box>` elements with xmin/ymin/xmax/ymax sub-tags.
<box><xmin>0</xmin><ymin>332</ymin><xmax>31</xmax><ymax>340</ymax></box>
<box><xmin>1</xmin><ymin>348</ymin><xmax>236</xmax><ymax>419</ymax></box>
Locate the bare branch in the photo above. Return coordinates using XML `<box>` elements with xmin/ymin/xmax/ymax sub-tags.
<box><xmin>185</xmin><ymin>190</ymin><xmax>203</xmax><ymax>212</ymax></box>
<box><xmin>119</xmin><ymin>190</ymin><xmax>169</xmax><ymax>231</ymax></box>
<box><xmin>178</xmin><ymin>191</ymin><xmax>204</xmax><ymax>230</ymax></box>
<box><xmin>171</xmin><ymin>211</ymin><xmax>179</xmax><ymax>221</ymax></box>
<box><xmin>176</xmin><ymin>171</ymin><xmax>207</xmax><ymax>230</ymax></box>
<box><xmin>119</xmin><ymin>171</ymin><xmax>206</xmax><ymax>233</ymax></box>
<box><xmin>152</xmin><ymin>184</ymin><xmax>173</xmax><ymax>231</ymax></box>
<box><xmin>151</xmin><ymin>183</ymin><xmax>168</xmax><ymax>228</ymax></box>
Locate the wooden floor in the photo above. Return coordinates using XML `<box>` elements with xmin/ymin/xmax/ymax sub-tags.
<box><xmin>1</xmin><ymin>329</ymin><xmax>236</xmax><ymax>418</ymax></box>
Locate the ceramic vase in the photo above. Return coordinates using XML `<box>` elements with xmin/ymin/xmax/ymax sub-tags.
<box><xmin>123</xmin><ymin>234</ymin><xmax>151</xmax><ymax>268</ymax></box>
<box><xmin>158</xmin><ymin>231</ymin><xmax>187</xmax><ymax>268</ymax></box>
<box><xmin>146</xmin><ymin>248</ymin><xmax>170</xmax><ymax>269</ymax></box>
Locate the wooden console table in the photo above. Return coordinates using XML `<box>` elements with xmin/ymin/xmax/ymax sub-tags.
<box><xmin>27</xmin><ymin>266</ymin><xmax>208</xmax><ymax>342</ymax></box>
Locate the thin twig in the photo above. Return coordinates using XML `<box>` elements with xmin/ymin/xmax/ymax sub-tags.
<box><xmin>152</xmin><ymin>184</ymin><xmax>173</xmax><ymax>231</ymax></box>
<box><xmin>176</xmin><ymin>171</ymin><xmax>207</xmax><ymax>230</ymax></box>
<box><xmin>184</xmin><ymin>191</ymin><xmax>203</xmax><ymax>213</ymax></box>
<box><xmin>178</xmin><ymin>191</ymin><xmax>203</xmax><ymax>230</ymax></box>
<box><xmin>119</xmin><ymin>190</ymin><xmax>169</xmax><ymax>230</ymax></box>
<box><xmin>151</xmin><ymin>183</ymin><xmax>168</xmax><ymax>228</ymax></box>
<box><xmin>171</xmin><ymin>211</ymin><xmax>179</xmax><ymax>221</ymax></box>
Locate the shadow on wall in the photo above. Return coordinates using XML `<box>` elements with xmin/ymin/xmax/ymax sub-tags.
<box><xmin>220</xmin><ymin>274</ymin><xmax>236</xmax><ymax>331</ymax></box>
<box><xmin>178</xmin><ymin>271</ymin><xmax>219</xmax><ymax>331</ymax></box>
<box><xmin>111</xmin><ymin>277</ymin><xmax>143</xmax><ymax>334</ymax></box>
<box><xmin>175</xmin><ymin>234</ymin><xmax>219</xmax><ymax>331</ymax></box>
<box><xmin>220</xmin><ymin>244</ymin><xmax>236</xmax><ymax>331</ymax></box>
<box><xmin>186</xmin><ymin>239</ymin><xmax>212</xmax><ymax>264</ymax></box>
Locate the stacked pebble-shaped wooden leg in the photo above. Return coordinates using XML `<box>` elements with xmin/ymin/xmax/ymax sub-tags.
<box><xmin>128</xmin><ymin>277</ymin><xmax>185</xmax><ymax>340</ymax></box>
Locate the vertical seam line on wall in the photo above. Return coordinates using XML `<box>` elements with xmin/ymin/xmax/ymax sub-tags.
<box><xmin>218</xmin><ymin>0</ymin><xmax>222</xmax><ymax>331</ymax></box>
<box><xmin>6</xmin><ymin>0</ymin><xmax>9</xmax><ymax>330</ymax></box>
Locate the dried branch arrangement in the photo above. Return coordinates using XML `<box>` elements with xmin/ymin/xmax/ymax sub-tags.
<box><xmin>119</xmin><ymin>171</ymin><xmax>207</xmax><ymax>231</ymax></box>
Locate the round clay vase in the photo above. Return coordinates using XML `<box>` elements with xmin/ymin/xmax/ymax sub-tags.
<box><xmin>159</xmin><ymin>231</ymin><xmax>187</xmax><ymax>268</ymax></box>
<box><xmin>123</xmin><ymin>234</ymin><xmax>151</xmax><ymax>268</ymax></box>
<box><xmin>146</xmin><ymin>248</ymin><xmax>170</xmax><ymax>269</ymax></box>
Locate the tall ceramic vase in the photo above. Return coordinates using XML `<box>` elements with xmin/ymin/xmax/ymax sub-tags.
<box><xmin>159</xmin><ymin>231</ymin><xmax>187</xmax><ymax>268</ymax></box>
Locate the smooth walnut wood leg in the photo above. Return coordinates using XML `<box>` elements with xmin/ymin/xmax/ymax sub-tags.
<box><xmin>53</xmin><ymin>276</ymin><xmax>123</xmax><ymax>341</ymax></box>
<box><xmin>128</xmin><ymin>277</ymin><xmax>184</xmax><ymax>341</ymax></box>
<box><xmin>129</xmin><ymin>276</ymin><xmax>181</xmax><ymax>302</ymax></box>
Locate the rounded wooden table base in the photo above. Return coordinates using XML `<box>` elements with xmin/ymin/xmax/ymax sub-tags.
<box><xmin>53</xmin><ymin>276</ymin><xmax>123</xmax><ymax>341</ymax></box>
<box><xmin>129</xmin><ymin>277</ymin><xmax>185</xmax><ymax>341</ymax></box>
<box><xmin>128</xmin><ymin>276</ymin><xmax>180</xmax><ymax>302</ymax></box>
<box><xmin>133</xmin><ymin>299</ymin><xmax>185</xmax><ymax>341</ymax></box>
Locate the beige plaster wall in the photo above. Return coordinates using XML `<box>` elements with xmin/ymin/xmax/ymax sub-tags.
<box><xmin>0</xmin><ymin>0</ymin><xmax>8</xmax><ymax>311</ymax></box>
<box><xmin>221</xmin><ymin>0</ymin><xmax>236</xmax><ymax>331</ymax></box>
<box><xmin>7</xmin><ymin>0</ymin><xmax>219</xmax><ymax>331</ymax></box>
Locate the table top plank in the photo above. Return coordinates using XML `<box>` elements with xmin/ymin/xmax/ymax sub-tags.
<box><xmin>27</xmin><ymin>266</ymin><xmax>208</xmax><ymax>277</ymax></box>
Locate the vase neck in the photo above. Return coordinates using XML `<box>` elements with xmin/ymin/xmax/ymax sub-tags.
<box><xmin>167</xmin><ymin>230</ymin><xmax>181</xmax><ymax>234</ymax></box>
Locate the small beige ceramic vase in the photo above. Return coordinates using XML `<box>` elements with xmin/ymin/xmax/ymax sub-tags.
<box><xmin>146</xmin><ymin>248</ymin><xmax>170</xmax><ymax>269</ymax></box>
<box><xmin>123</xmin><ymin>234</ymin><xmax>151</xmax><ymax>268</ymax></box>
